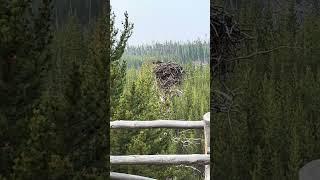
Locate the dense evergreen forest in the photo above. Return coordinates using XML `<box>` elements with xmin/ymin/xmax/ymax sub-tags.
<box><xmin>53</xmin><ymin>0</ymin><xmax>104</xmax><ymax>26</ymax></box>
<box><xmin>0</xmin><ymin>0</ymin><xmax>209</xmax><ymax>179</ymax></box>
<box><xmin>212</xmin><ymin>0</ymin><xmax>320</xmax><ymax>179</ymax></box>
<box><xmin>0</xmin><ymin>0</ymin><xmax>117</xmax><ymax>178</ymax></box>
<box><xmin>3</xmin><ymin>0</ymin><xmax>320</xmax><ymax>179</ymax></box>
<box><xmin>111</xmin><ymin>42</ymin><xmax>210</xmax><ymax>178</ymax></box>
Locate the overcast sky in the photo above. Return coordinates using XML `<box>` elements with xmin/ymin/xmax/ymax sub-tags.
<box><xmin>111</xmin><ymin>0</ymin><xmax>209</xmax><ymax>45</ymax></box>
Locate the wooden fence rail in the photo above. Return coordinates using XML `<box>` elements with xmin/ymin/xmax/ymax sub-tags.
<box><xmin>111</xmin><ymin>154</ymin><xmax>210</xmax><ymax>165</ymax></box>
<box><xmin>110</xmin><ymin>172</ymin><xmax>156</xmax><ymax>180</ymax></box>
<box><xmin>110</xmin><ymin>112</ymin><xmax>210</xmax><ymax>180</ymax></box>
<box><xmin>110</xmin><ymin>120</ymin><xmax>204</xmax><ymax>129</ymax></box>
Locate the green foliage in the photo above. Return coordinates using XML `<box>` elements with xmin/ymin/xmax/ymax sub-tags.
<box><xmin>12</xmin><ymin>108</ymin><xmax>68</xmax><ymax>179</ymax></box>
<box><xmin>117</xmin><ymin>42</ymin><xmax>210</xmax><ymax>175</ymax></box>
<box><xmin>211</xmin><ymin>1</ymin><xmax>320</xmax><ymax>179</ymax></box>
<box><xmin>53</xmin><ymin>0</ymin><xmax>104</xmax><ymax>26</ymax></box>
<box><xmin>110</xmin><ymin>11</ymin><xmax>133</xmax><ymax>117</ymax></box>
<box><xmin>0</xmin><ymin>2</ymin><xmax>124</xmax><ymax>179</ymax></box>
<box><xmin>0</xmin><ymin>0</ymin><xmax>53</xmax><ymax>177</ymax></box>
<box><xmin>111</xmin><ymin>57</ymin><xmax>209</xmax><ymax>179</ymax></box>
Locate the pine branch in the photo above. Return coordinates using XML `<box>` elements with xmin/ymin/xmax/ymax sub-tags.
<box><xmin>226</xmin><ymin>46</ymin><xmax>304</xmax><ymax>62</ymax></box>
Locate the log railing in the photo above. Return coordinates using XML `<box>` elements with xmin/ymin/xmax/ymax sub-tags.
<box><xmin>110</xmin><ymin>112</ymin><xmax>210</xmax><ymax>180</ymax></box>
<box><xmin>110</xmin><ymin>172</ymin><xmax>156</xmax><ymax>180</ymax></box>
<box><xmin>110</xmin><ymin>120</ymin><xmax>204</xmax><ymax>129</ymax></box>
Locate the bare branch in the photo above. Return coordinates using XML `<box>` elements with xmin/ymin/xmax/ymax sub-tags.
<box><xmin>226</xmin><ymin>46</ymin><xmax>304</xmax><ymax>62</ymax></box>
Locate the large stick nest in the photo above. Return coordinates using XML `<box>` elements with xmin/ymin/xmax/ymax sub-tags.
<box><xmin>153</xmin><ymin>61</ymin><xmax>184</xmax><ymax>91</ymax></box>
<box><xmin>211</xmin><ymin>6</ymin><xmax>249</xmax><ymax>115</ymax></box>
<box><xmin>211</xmin><ymin>6</ymin><xmax>246</xmax><ymax>80</ymax></box>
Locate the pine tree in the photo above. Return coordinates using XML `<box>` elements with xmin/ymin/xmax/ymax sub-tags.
<box><xmin>0</xmin><ymin>0</ymin><xmax>53</xmax><ymax>177</ymax></box>
<box><xmin>110</xmin><ymin>11</ymin><xmax>133</xmax><ymax>117</ymax></box>
<box><xmin>12</xmin><ymin>108</ymin><xmax>72</xmax><ymax>179</ymax></box>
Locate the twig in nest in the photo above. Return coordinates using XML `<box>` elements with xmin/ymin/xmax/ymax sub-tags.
<box><xmin>211</xmin><ymin>6</ymin><xmax>247</xmax><ymax>80</ymax></box>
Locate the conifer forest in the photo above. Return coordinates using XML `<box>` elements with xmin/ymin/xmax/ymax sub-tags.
<box><xmin>1</xmin><ymin>0</ymin><xmax>320</xmax><ymax>179</ymax></box>
<box><xmin>0</xmin><ymin>0</ymin><xmax>210</xmax><ymax>179</ymax></box>
<box><xmin>0</xmin><ymin>0</ymin><xmax>110</xmax><ymax>178</ymax></box>
<box><xmin>110</xmin><ymin>40</ymin><xmax>210</xmax><ymax>179</ymax></box>
<box><xmin>211</xmin><ymin>0</ymin><xmax>320</xmax><ymax>180</ymax></box>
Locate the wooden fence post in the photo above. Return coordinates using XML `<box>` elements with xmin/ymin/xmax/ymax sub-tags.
<box><xmin>203</xmin><ymin>112</ymin><xmax>210</xmax><ymax>180</ymax></box>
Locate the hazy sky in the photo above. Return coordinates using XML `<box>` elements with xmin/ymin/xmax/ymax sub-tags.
<box><xmin>111</xmin><ymin>0</ymin><xmax>209</xmax><ymax>45</ymax></box>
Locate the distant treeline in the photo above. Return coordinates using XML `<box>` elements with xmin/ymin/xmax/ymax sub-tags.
<box><xmin>122</xmin><ymin>40</ymin><xmax>209</xmax><ymax>68</ymax></box>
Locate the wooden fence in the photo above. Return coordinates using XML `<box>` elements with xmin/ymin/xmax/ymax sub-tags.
<box><xmin>110</xmin><ymin>112</ymin><xmax>210</xmax><ymax>180</ymax></box>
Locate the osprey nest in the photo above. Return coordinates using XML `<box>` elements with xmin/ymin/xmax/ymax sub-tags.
<box><xmin>153</xmin><ymin>61</ymin><xmax>184</xmax><ymax>91</ymax></box>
